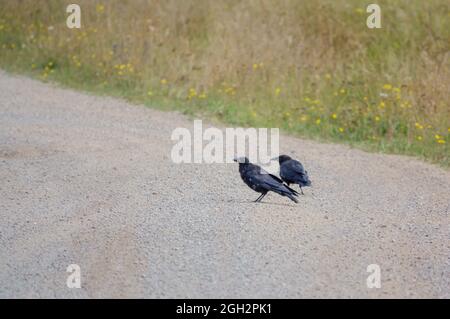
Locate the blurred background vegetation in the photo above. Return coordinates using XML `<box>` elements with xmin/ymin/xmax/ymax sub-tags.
<box><xmin>0</xmin><ymin>0</ymin><xmax>449</xmax><ymax>166</ymax></box>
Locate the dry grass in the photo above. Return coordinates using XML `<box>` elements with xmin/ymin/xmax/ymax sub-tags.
<box><xmin>0</xmin><ymin>0</ymin><xmax>449</xmax><ymax>165</ymax></box>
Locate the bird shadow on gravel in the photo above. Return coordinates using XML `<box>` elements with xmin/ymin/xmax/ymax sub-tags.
<box><xmin>232</xmin><ymin>200</ymin><xmax>299</xmax><ymax>208</ymax></box>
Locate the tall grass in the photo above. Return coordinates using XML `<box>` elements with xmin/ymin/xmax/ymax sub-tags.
<box><xmin>0</xmin><ymin>0</ymin><xmax>448</xmax><ymax>166</ymax></box>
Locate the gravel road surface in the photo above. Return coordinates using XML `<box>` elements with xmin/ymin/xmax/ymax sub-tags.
<box><xmin>0</xmin><ymin>71</ymin><xmax>449</xmax><ymax>298</ymax></box>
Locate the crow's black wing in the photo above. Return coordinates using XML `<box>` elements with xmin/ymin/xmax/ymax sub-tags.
<box><xmin>259</xmin><ymin>167</ymin><xmax>300</xmax><ymax>195</ymax></box>
<box><xmin>280</xmin><ymin>181</ymin><xmax>300</xmax><ymax>195</ymax></box>
<box><xmin>269</xmin><ymin>173</ymin><xmax>284</xmax><ymax>184</ymax></box>
<box><xmin>267</xmin><ymin>173</ymin><xmax>299</xmax><ymax>195</ymax></box>
<box><xmin>258</xmin><ymin>166</ymin><xmax>287</xmax><ymax>183</ymax></box>
<box><xmin>282</xmin><ymin>160</ymin><xmax>307</xmax><ymax>179</ymax></box>
<box><xmin>288</xmin><ymin>160</ymin><xmax>306</xmax><ymax>174</ymax></box>
<box><xmin>254</xmin><ymin>173</ymin><xmax>299</xmax><ymax>203</ymax></box>
<box><xmin>256</xmin><ymin>173</ymin><xmax>298</xmax><ymax>196</ymax></box>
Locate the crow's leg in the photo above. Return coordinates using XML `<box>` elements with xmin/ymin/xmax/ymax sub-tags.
<box><xmin>254</xmin><ymin>193</ymin><xmax>265</xmax><ymax>202</ymax></box>
<box><xmin>257</xmin><ymin>193</ymin><xmax>267</xmax><ymax>202</ymax></box>
<box><xmin>299</xmin><ymin>186</ymin><xmax>304</xmax><ymax>195</ymax></box>
<box><xmin>255</xmin><ymin>193</ymin><xmax>267</xmax><ymax>202</ymax></box>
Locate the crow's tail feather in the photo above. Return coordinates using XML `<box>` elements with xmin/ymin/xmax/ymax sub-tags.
<box><xmin>272</xmin><ymin>186</ymin><xmax>299</xmax><ymax>203</ymax></box>
<box><xmin>286</xmin><ymin>193</ymin><xmax>299</xmax><ymax>203</ymax></box>
<box><xmin>285</xmin><ymin>184</ymin><xmax>300</xmax><ymax>196</ymax></box>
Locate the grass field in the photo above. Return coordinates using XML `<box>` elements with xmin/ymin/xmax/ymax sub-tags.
<box><xmin>0</xmin><ymin>0</ymin><xmax>449</xmax><ymax>166</ymax></box>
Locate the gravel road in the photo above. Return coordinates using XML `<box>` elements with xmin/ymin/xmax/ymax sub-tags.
<box><xmin>0</xmin><ymin>70</ymin><xmax>449</xmax><ymax>298</ymax></box>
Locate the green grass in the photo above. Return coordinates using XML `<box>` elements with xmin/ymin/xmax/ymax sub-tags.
<box><xmin>0</xmin><ymin>0</ymin><xmax>448</xmax><ymax>167</ymax></box>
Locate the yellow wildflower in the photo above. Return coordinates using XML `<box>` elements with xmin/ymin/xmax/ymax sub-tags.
<box><xmin>383</xmin><ymin>84</ymin><xmax>392</xmax><ymax>90</ymax></box>
<box><xmin>188</xmin><ymin>88</ymin><xmax>197</xmax><ymax>98</ymax></box>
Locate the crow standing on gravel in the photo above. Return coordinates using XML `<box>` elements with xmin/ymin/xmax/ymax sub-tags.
<box><xmin>273</xmin><ymin>155</ymin><xmax>311</xmax><ymax>195</ymax></box>
<box><xmin>233</xmin><ymin>157</ymin><xmax>299</xmax><ymax>203</ymax></box>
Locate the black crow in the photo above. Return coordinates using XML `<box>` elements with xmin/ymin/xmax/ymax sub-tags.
<box><xmin>233</xmin><ymin>157</ymin><xmax>299</xmax><ymax>203</ymax></box>
<box><xmin>273</xmin><ymin>155</ymin><xmax>311</xmax><ymax>195</ymax></box>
